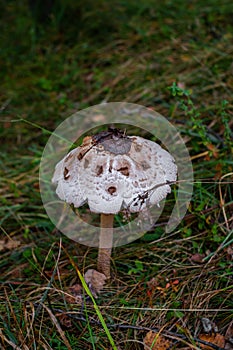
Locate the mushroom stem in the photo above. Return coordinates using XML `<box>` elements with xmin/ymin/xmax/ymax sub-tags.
<box><xmin>97</xmin><ymin>213</ymin><xmax>114</xmax><ymax>279</ymax></box>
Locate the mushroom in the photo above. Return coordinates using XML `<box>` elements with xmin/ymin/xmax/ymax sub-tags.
<box><xmin>52</xmin><ymin>128</ymin><xmax>177</xmax><ymax>279</ymax></box>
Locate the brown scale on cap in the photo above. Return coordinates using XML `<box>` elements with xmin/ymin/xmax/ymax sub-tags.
<box><xmin>63</xmin><ymin>167</ymin><xmax>70</xmax><ymax>180</ymax></box>
<box><xmin>107</xmin><ymin>186</ymin><xmax>117</xmax><ymax>195</ymax></box>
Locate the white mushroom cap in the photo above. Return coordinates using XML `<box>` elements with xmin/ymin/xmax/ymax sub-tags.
<box><xmin>52</xmin><ymin>131</ymin><xmax>177</xmax><ymax>214</ymax></box>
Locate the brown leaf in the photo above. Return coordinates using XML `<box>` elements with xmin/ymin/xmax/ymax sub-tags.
<box><xmin>190</xmin><ymin>253</ymin><xmax>205</xmax><ymax>264</ymax></box>
<box><xmin>199</xmin><ymin>333</ymin><xmax>225</xmax><ymax>349</ymax></box>
<box><xmin>226</xmin><ymin>246</ymin><xmax>233</xmax><ymax>261</ymax></box>
<box><xmin>206</xmin><ymin>143</ymin><xmax>219</xmax><ymax>159</ymax></box>
<box><xmin>143</xmin><ymin>331</ymin><xmax>172</xmax><ymax>350</ymax></box>
<box><xmin>84</xmin><ymin>269</ymin><xmax>106</xmax><ymax>297</ymax></box>
<box><xmin>57</xmin><ymin>314</ymin><xmax>72</xmax><ymax>328</ymax></box>
<box><xmin>65</xmin><ymin>284</ymin><xmax>83</xmax><ymax>305</ymax></box>
<box><xmin>0</xmin><ymin>239</ymin><xmax>21</xmax><ymax>252</ymax></box>
<box><xmin>147</xmin><ymin>277</ymin><xmax>159</xmax><ymax>290</ymax></box>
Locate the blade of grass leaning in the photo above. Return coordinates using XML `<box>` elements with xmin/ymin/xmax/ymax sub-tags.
<box><xmin>67</xmin><ymin>253</ymin><xmax>118</xmax><ymax>350</ymax></box>
<box><xmin>83</xmin><ymin>296</ymin><xmax>97</xmax><ymax>350</ymax></box>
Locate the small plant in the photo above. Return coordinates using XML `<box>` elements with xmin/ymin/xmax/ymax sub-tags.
<box><xmin>168</xmin><ymin>82</ymin><xmax>211</xmax><ymax>146</ymax></box>
<box><xmin>219</xmin><ymin>99</ymin><xmax>232</xmax><ymax>150</ymax></box>
<box><xmin>128</xmin><ymin>260</ymin><xmax>144</xmax><ymax>275</ymax></box>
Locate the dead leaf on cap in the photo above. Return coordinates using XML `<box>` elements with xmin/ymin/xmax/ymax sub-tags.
<box><xmin>84</xmin><ymin>269</ymin><xmax>107</xmax><ymax>297</ymax></box>
<box><xmin>143</xmin><ymin>331</ymin><xmax>172</xmax><ymax>350</ymax></box>
<box><xmin>0</xmin><ymin>239</ymin><xmax>21</xmax><ymax>252</ymax></box>
<box><xmin>199</xmin><ymin>333</ymin><xmax>225</xmax><ymax>349</ymax></box>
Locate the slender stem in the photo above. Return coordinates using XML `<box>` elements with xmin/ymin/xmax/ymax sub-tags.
<box><xmin>97</xmin><ymin>214</ymin><xmax>114</xmax><ymax>279</ymax></box>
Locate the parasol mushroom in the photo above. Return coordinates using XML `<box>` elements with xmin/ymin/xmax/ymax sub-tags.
<box><xmin>52</xmin><ymin>128</ymin><xmax>177</xmax><ymax>279</ymax></box>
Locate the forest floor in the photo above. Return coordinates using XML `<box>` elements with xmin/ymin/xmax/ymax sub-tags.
<box><xmin>0</xmin><ymin>1</ymin><xmax>233</xmax><ymax>349</ymax></box>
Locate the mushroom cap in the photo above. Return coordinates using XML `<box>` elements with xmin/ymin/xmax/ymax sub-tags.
<box><xmin>52</xmin><ymin>132</ymin><xmax>177</xmax><ymax>214</ymax></box>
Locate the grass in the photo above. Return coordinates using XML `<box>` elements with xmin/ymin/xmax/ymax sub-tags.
<box><xmin>0</xmin><ymin>0</ymin><xmax>233</xmax><ymax>349</ymax></box>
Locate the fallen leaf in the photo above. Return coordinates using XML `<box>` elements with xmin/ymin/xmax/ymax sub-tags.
<box><xmin>143</xmin><ymin>331</ymin><xmax>172</xmax><ymax>350</ymax></box>
<box><xmin>226</xmin><ymin>246</ymin><xmax>233</xmax><ymax>261</ymax></box>
<box><xmin>199</xmin><ymin>333</ymin><xmax>225</xmax><ymax>349</ymax></box>
<box><xmin>190</xmin><ymin>253</ymin><xmax>205</xmax><ymax>264</ymax></box>
<box><xmin>173</xmin><ymin>279</ymin><xmax>179</xmax><ymax>285</ymax></box>
<box><xmin>206</xmin><ymin>143</ymin><xmax>219</xmax><ymax>159</ymax></box>
<box><xmin>57</xmin><ymin>314</ymin><xmax>72</xmax><ymax>328</ymax></box>
<box><xmin>0</xmin><ymin>239</ymin><xmax>21</xmax><ymax>252</ymax></box>
<box><xmin>156</xmin><ymin>286</ymin><xmax>167</xmax><ymax>297</ymax></box>
<box><xmin>84</xmin><ymin>269</ymin><xmax>106</xmax><ymax>297</ymax></box>
<box><xmin>147</xmin><ymin>277</ymin><xmax>159</xmax><ymax>290</ymax></box>
<box><xmin>170</xmin><ymin>279</ymin><xmax>180</xmax><ymax>292</ymax></box>
<box><xmin>214</xmin><ymin>162</ymin><xmax>223</xmax><ymax>179</ymax></box>
<box><xmin>180</xmin><ymin>55</ymin><xmax>191</xmax><ymax>62</ymax></box>
<box><xmin>65</xmin><ymin>284</ymin><xmax>83</xmax><ymax>304</ymax></box>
